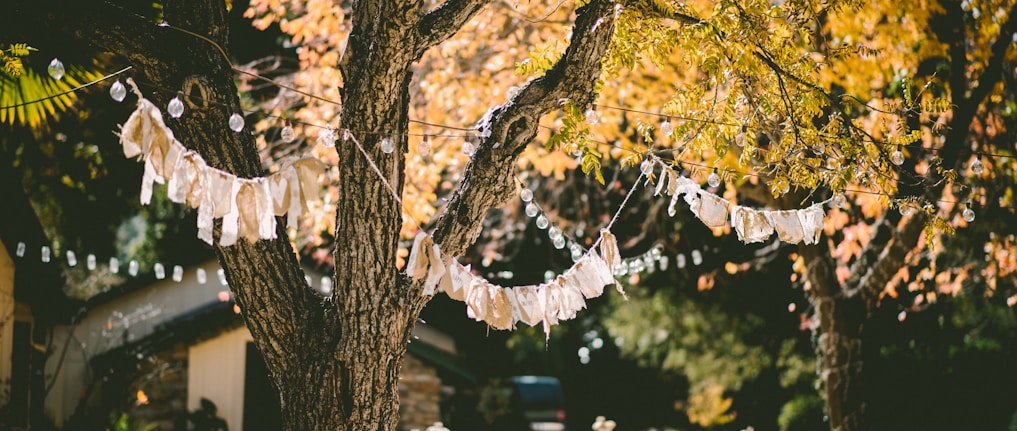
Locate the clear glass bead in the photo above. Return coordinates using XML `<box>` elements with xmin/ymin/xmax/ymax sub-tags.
<box><xmin>970</xmin><ymin>158</ymin><xmax>984</xmax><ymax>175</ymax></box>
<box><xmin>281</xmin><ymin>125</ymin><xmax>296</xmax><ymax>142</ymax></box>
<box><xmin>520</xmin><ymin>188</ymin><xmax>533</xmax><ymax>202</ymax></box>
<box><xmin>962</xmin><ymin>207</ymin><xmax>975</xmax><ymax>222</ymax></box>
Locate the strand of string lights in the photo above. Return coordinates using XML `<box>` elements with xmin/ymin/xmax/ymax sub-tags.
<box><xmin>3</xmin><ymin>35</ymin><xmax>1010</xmax><ymax>217</ymax></box>
<box><xmin>3</xmin><ymin>61</ymin><xmax>1009</xmax><ymax>216</ymax></box>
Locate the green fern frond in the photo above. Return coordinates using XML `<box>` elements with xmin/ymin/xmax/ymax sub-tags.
<box><xmin>0</xmin><ymin>64</ymin><xmax>102</xmax><ymax>128</ymax></box>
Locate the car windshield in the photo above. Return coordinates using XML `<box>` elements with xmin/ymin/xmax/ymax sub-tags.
<box><xmin>514</xmin><ymin>378</ymin><xmax>564</xmax><ymax>410</ymax></box>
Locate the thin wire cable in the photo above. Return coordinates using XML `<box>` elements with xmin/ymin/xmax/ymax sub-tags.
<box><xmin>0</xmin><ymin>66</ymin><xmax>132</xmax><ymax>110</ymax></box>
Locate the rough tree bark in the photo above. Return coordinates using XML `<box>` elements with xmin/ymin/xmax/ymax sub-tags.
<box><xmin>6</xmin><ymin>0</ymin><xmax>620</xmax><ymax>429</ymax></box>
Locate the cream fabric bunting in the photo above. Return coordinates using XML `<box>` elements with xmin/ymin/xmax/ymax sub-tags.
<box><xmin>730</xmin><ymin>206</ymin><xmax>775</xmax><ymax>243</ymax></box>
<box><xmin>117</xmin><ymin>79</ymin><xmax>324</xmax><ymax>247</ymax></box>
<box><xmin>655</xmin><ymin>165</ymin><xmax>828</xmax><ymax>245</ymax></box>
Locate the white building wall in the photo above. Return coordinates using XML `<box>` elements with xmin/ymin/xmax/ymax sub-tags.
<box><xmin>187</xmin><ymin>325</ymin><xmax>252</xmax><ymax>431</ymax></box>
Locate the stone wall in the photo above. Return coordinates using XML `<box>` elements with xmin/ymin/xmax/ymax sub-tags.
<box><xmin>398</xmin><ymin>355</ymin><xmax>443</xmax><ymax>431</ymax></box>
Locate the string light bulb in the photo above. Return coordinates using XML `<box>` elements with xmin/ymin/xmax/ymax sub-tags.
<box><xmin>832</xmin><ymin>193</ymin><xmax>847</xmax><ymax>209</ymax></box>
<box><xmin>735</xmin><ymin>126</ymin><xmax>747</xmax><ymax>147</ymax></box>
<box><xmin>890</xmin><ymin>146</ymin><xmax>905</xmax><ymax>166</ymax></box>
<box><xmin>280</xmin><ymin>123</ymin><xmax>296</xmax><ymax>142</ymax></box>
<box><xmin>417</xmin><ymin>137</ymin><xmax>431</xmax><ymax>156</ymax></box>
<box><xmin>536</xmin><ymin>214</ymin><xmax>549</xmax><ymax>229</ymax></box>
<box><xmin>110</xmin><ymin>80</ymin><xmax>127</xmax><ymax>102</ymax></box>
<box><xmin>584</xmin><ymin>108</ymin><xmax>600</xmax><ymax>125</ymax></box>
<box><xmin>380</xmin><ymin>137</ymin><xmax>395</xmax><ymax>154</ymax></box>
<box><xmin>659</xmin><ymin>119</ymin><xmax>674</xmax><ymax>137</ymax></box>
<box><xmin>962</xmin><ymin>202</ymin><xmax>975</xmax><ymax>222</ymax></box>
<box><xmin>317</xmin><ymin>128</ymin><xmax>335</xmax><ymax>147</ymax></box>
<box><xmin>228</xmin><ymin>113</ymin><xmax>245</xmax><ymax>132</ymax></box>
<box><xmin>525</xmin><ymin>202</ymin><xmax>539</xmax><ymax>217</ymax></box>
<box><xmin>167</xmin><ymin>97</ymin><xmax>184</xmax><ymax>118</ymax></box>
<box><xmin>48</xmin><ymin>58</ymin><xmax>65</xmax><ymax>80</ymax></box>
<box><xmin>970</xmin><ymin>157</ymin><xmax>985</xmax><ymax>175</ymax></box>
<box><xmin>640</xmin><ymin>159</ymin><xmax>654</xmax><ymax>175</ymax></box>
<box><xmin>520</xmin><ymin>188</ymin><xmax>533</xmax><ymax>202</ymax></box>
<box><xmin>707</xmin><ymin>169</ymin><xmax>721</xmax><ymax>188</ymax></box>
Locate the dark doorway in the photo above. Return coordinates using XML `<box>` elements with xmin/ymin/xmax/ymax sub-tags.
<box><xmin>8</xmin><ymin>321</ymin><xmax>31</xmax><ymax>427</ymax></box>
<box><xmin>242</xmin><ymin>342</ymin><xmax>282</xmax><ymax>431</ymax></box>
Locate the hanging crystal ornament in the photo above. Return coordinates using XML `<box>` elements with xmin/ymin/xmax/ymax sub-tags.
<box><xmin>417</xmin><ymin>138</ymin><xmax>431</xmax><ymax>156</ymax></box>
<box><xmin>899</xmin><ymin>203</ymin><xmax>911</xmax><ymax>216</ymax></box>
<box><xmin>553</xmin><ymin>236</ymin><xmax>566</xmax><ymax>249</ymax></box>
<box><xmin>707</xmin><ymin>169</ymin><xmax>721</xmax><ymax>188</ymax></box>
<box><xmin>548</xmin><ymin>227</ymin><xmax>562</xmax><ymax>242</ymax></box>
<box><xmin>640</xmin><ymin>159</ymin><xmax>654</xmax><ymax>175</ymax></box>
<box><xmin>970</xmin><ymin>157</ymin><xmax>985</xmax><ymax>175</ymax></box>
<box><xmin>584</xmin><ymin>108</ymin><xmax>600</xmax><ymax>125</ymax></box>
<box><xmin>462</xmin><ymin>141</ymin><xmax>476</xmax><ymax>157</ymax></box>
<box><xmin>520</xmin><ymin>188</ymin><xmax>533</xmax><ymax>202</ymax></box>
<box><xmin>525</xmin><ymin>202</ymin><xmax>539</xmax><ymax>217</ymax></box>
<box><xmin>380</xmin><ymin>138</ymin><xmax>395</xmax><ymax>154</ymax></box>
<box><xmin>962</xmin><ymin>203</ymin><xmax>976</xmax><ymax>222</ymax></box>
<box><xmin>167</xmin><ymin>97</ymin><xmax>184</xmax><ymax>118</ymax></box>
<box><xmin>659</xmin><ymin>119</ymin><xmax>674</xmax><ymax>138</ymax></box>
<box><xmin>317</xmin><ymin>128</ymin><xmax>335</xmax><ymax>147</ymax></box>
<box><xmin>280</xmin><ymin>123</ymin><xmax>296</xmax><ymax>142</ymax></box>
<box><xmin>47</xmin><ymin>58</ymin><xmax>65</xmax><ymax>80</ymax></box>
<box><xmin>229</xmin><ymin>113</ymin><xmax>245</xmax><ymax>132</ymax></box>
<box><xmin>110</xmin><ymin>80</ymin><xmax>127</xmax><ymax>102</ymax></box>
<box><xmin>890</xmin><ymin>146</ymin><xmax>905</xmax><ymax>166</ymax></box>
<box><xmin>535</xmin><ymin>214</ymin><xmax>549</xmax><ymax>229</ymax></box>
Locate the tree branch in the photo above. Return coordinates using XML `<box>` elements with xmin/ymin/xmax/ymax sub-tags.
<box><xmin>415</xmin><ymin>0</ymin><xmax>493</xmax><ymax>55</ymax></box>
<box><xmin>432</xmin><ymin>0</ymin><xmax>620</xmax><ymax>257</ymax></box>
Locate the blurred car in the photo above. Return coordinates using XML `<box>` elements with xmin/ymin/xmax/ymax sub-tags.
<box><xmin>511</xmin><ymin>376</ymin><xmax>566</xmax><ymax>431</ymax></box>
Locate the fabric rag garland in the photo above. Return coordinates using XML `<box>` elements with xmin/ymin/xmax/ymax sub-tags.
<box><xmin>405</xmin><ymin>230</ymin><xmax>622</xmax><ymax>339</ymax></box>
<box><xmin>654</xmin><ymin>164</ymin><xmax>826</xmax><ymax>245</ymax></box>
<box><xmin>118</xmin><ymin>79</ymin><xmax>325</xmax><ymax>246</ymax></box>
